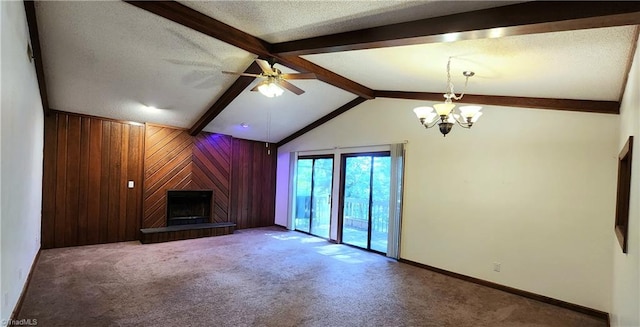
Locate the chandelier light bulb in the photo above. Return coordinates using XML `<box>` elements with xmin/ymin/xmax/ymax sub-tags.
<box><xmin>470</xmin><ymin>111</ymin><xmax>483</xmax><ymax>123</ymax></box>
<box><xmin>413</xmin><ymin>106</ymin><xmax>433</xmax><ymax>119</ymax></box>
<box><xmin>459</xmin><ymin>105</ymin><xmax>482</xmax><ymax>118</ymax></box>
<box><xmin>413</xmin><ymin>107</ymin><xmax>438</xmax><ymax>124</ymax></box>
<box><xmin>433</xmin><ymin>102</ymin><xmax>455</xmax><ymax>116</ymax></box>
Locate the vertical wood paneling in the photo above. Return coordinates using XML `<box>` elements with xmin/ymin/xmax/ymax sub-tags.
<box><xmin>77</xmin><ymin>118</ymin><xmax>91</xmax><ymax>245</ymax></box>
<box><xmin>118</xmin><ymin>125</ymin><xmax>130</xmax><ymax>240</ymax></box>
<box><xmin>87</xmin><ymin>121</ymin><xmax>102</xmax><ymax>243</ymax></box>
<box><xmin>65</xmin><ymin>115</ymin><xmax>81</xmax><ymax>246</ymax></box>
<box><xmin>230</xmin><ymin>139</ymin><xmax>276</xmax><ymax>229</ymax></box>
<box><xmin>126</xmin><ymin>126</ymin><xmax>143</xmax><ymax>240</ymax></box>
<box><xmin>231</xmin><ymin>140</ymin><xmax>244</xmax><ymax>228</ymax></box>
<box><xmin>261</xmin><ymin>145</ymin><xmax>277</xmax><ymax>226</ymax></box>
<box><xmin>107</xmin><ymin>122</ymin><xmax>121</xmax><ymax>243</ymax></box>
<box><xmin>251</xmin><ymin>142</ymin><xmax>261</xmax><ymax>222</ymax></box>
<box><xmin>41</xmin><ymin>114</ymin><xmax>58</xmax><ymax>248</ymax></box>
<box><xmin>98</xmin><ymin>120</ymin><xmax>111</xmax><ymax>244</ymax></box>
<box><xmin>41</xmin><ymin>111</ymin><xmax>144</xmax><ymax>248</ymax></box>
<box><xmin>42</xmin><ymin>111</ymin><xmax>276</xmax><ymax>248</ymax></box>
<box><xmin>53</xmin><ymin>115</ymin><xmax>68</xmax><ymax>248</ymax></box>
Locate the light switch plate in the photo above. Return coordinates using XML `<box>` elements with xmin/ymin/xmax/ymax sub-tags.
<box><xmin>128</xmin><ymin>181</ymin><xmax>134</xmax><ymax>188</ymax></box>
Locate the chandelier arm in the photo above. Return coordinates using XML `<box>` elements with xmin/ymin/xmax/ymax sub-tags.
<box><xmin>452</xmin><ymin>116</ymin><xmax>472</xmax><ymax>128</ymax></box>
<box><xmin>423</xmin><ymin>119</ymin><xmax>441</xmax><ymax>129</ymax></box>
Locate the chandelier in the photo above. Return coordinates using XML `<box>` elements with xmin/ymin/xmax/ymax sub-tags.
<box><xmin>413</xmin><ymin>57</ymin><xmax>483</xmax><ymax>136</ymax></box>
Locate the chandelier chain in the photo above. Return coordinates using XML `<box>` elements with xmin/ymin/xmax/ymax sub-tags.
<box><xmin>446</xmin><ymin>57</ymin><xmax>470</xmax><ymax>101</ymax></box>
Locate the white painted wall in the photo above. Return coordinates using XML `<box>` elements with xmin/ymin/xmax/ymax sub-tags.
<box><xmin>278</xmin><ymin>97</ymin><xmax>618</xmax><ymax>311</ymax></box>
<box><xmin>1</xmin><ymin>1</ymin><xmax>44</xmax><ymax>322</ymax></box>
<box><xmin>610</xmin><ymin>30</ymin><xmax>640</xmax><ymax>327</ymax></box>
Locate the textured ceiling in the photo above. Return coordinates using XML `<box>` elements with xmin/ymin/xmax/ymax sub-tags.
<box><xmin>179</xmin><ymin>1</ymin><xmax>523</xmax><ymax>43</ymax></box>
<box><xmin>203</xmin><ymin>67</ymin><xmax>356</xmax><ymax>142</ymax></box>
<box><xmin>36</xmin><ymin>1</ymin><xmax>255</xmax><ymax>128</ymax></box>
<box><xmin>304</xmin><ymin>26</ymin><xmax>637</xmax><ymax>101</ymax></box>
<box><xmin>34</xmin><ymin>1</ymin><xmax>639</xmax><ymax>143</ymax></box>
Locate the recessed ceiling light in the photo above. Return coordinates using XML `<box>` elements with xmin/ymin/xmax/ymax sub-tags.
<box><xmin>240</xmin><ymin>122</ymin><xmax>249</xmax><ymax>128</ymax></box>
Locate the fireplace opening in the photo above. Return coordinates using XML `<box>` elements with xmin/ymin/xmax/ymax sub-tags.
<box><xmin>166</xmin><ymin>190</ymin><xmax>213</xmax><ymax>226</ymax></box>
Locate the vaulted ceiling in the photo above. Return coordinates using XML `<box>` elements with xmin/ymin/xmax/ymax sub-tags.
<box><xmin>29</xmin><ymin>1</ymin><xmax>640</xmax><ymax>145</ymax></box>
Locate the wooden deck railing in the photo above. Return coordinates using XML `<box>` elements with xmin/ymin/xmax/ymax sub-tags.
<box><xmin>295</xmin><ymin>196</ymin><xmax>389</xmax><ymax>233</ymax></box>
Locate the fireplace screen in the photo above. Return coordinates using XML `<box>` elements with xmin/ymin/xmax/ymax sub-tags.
<box><xmin>166</xmin><ymin>190</ymin><xmax>213</xmax><ymax>226</ymax></box>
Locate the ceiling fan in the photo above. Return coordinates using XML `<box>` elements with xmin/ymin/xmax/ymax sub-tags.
<box><xmin>222</xmin><ymin>58</ymin><xmax>316</xmax><ymax>97</ymax></box>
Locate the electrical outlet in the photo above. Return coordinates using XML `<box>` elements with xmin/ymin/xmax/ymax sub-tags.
<box><xmin>493</xmin><ymin>262</ymin><xmax>501</xmax><ymax>272</ymax></box>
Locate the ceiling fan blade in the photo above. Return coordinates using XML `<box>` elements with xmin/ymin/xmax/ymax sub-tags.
<box><xmin>222</xmin><ymin>71</ymin><xmax>263</xmax><ymax>78</ymax></box>
<box><xmin>250</xmin><ymin>84</ymin><xmax>261</xmax><ymax>92</ymax></box>
<box><xmin>281</xmin><ymin>73</ymin><xmax>317</xmax><ymax>80</ymax></box>
<box><xmin>278</xmin><ymin>80</ymin><xmax>305</xmax><ymax>95</ymax></box>
<box><xmin>255</xmin><ymin>59</ymin><xmax>275</xmax><ymax>75</ymax></box>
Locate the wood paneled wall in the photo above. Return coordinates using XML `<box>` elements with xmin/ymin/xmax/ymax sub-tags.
<box><xmin>142</xmin><ymin>125</ymin><xmax>275</xmax><ymax>229</ymax></box>
<box><xmin>142</xmin><ymin>125</ymin><xmax>232</xmax><ymax>228</ymax></box>
<box><xmin>231</xmin><ymin>139</ymin><xmax>277</xmax><ymax>229</ymax></box>
<box><xmin>42</xmin><ymin>111</ymin><xmax>144</xmax><ymax>249</ymax></box>
<box><xmin>42</xmin><ymin>113</ymin><xmax>277</xmax><ymax>248</ymax></box>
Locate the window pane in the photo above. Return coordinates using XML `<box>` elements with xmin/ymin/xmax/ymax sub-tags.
<box><xmin>342</xmin><ymin>156</ymin><xmax>371</xmax><ymax>249</ymax></box>
<box><xmin>295</xmin><ymin>159</ymin><xmax>312</xmax><ymax>233</ymax></box>
<box><xmin>370</xmin><ymin>156</ymin><xmax>391</xmax><ymax>253</ymax></box>
<box><xmin>310</xmin><ymin>158</ymin><xmax>333</xmax><ymax>238</ymax></box>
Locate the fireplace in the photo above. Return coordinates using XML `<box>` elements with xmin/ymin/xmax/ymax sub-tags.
<box><xmin>166</xmin><ymin>190</ymin><xmax>213</xmax><ymax>226</ymax></box>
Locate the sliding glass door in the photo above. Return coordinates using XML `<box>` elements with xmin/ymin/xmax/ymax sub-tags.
<box><xmin>340</xmin><ymin>152</ymin><xmax>391</xmax><ymax>254</ymax></box>
<box><xmin>294</xmin><ymin>156</ymin><xmax>333</xmax><ymax>238</ymax></box>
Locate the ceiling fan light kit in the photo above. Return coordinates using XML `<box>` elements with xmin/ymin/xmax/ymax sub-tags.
<box><xmin>223</xmin><ymin>58</ymin><xmax>314</xmax><ymax>98</ymax></box>
<box><xmin>257</xmin><ymin>78</ymin><xmax>284</xmax><ymax>98</ymax></box>
<box><xmin>413</xmin><ymin>57</ymin><xmax>483</xmax><ymax>137</ymax></box>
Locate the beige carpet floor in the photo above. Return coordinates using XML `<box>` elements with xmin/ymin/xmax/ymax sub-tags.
<box><xmin>18</xmin><ymin>227</ymin><xmax>606</xmax><ymax>327</ymax></box>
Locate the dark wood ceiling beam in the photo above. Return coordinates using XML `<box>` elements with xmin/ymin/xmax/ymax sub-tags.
<box><xmin>275</xmin><ymin>56</ymin><xmax>374</xmax><ymax>99</ymax></box>
<box><xmin>124</xmin><ymin>1</ymin><xmax>271</xmax><ymax>57</ymax></box>
<box><xmin>272</xmin><ymin>1</ymin><xmax>640</xmax><ymax>56</ymax></box>
<box><xmin>124</xmin><ymin>0</ymin><xmax>375</xmax><ymax>127</ymax></box>
<box><xmin>125</xmin><ymin>0</ymin><xmax>626</xmax><ymax>144</ymax></box>
<box><xmin>189</xmin><ymin>62</ymin><xmax>262</xmax><ymax>135</ymax></box>
<box><xmin>24</xmin><ymin>0</ymin><xmax>50</xmax><ymax>115</ymax></box>
<box><xmin>124</xmin><ymin>0</ymin><xmax>374</xmax><ymax>99</ymax></box>
<box><xmin>375</xmin><ymin>91</ymin><xmax>620</xmax><ymax>114</ymax></box>
<box><xmin>276</xmin><ymin>97</ymin><xmax>368</xmax><ymax>147</ymax></box>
